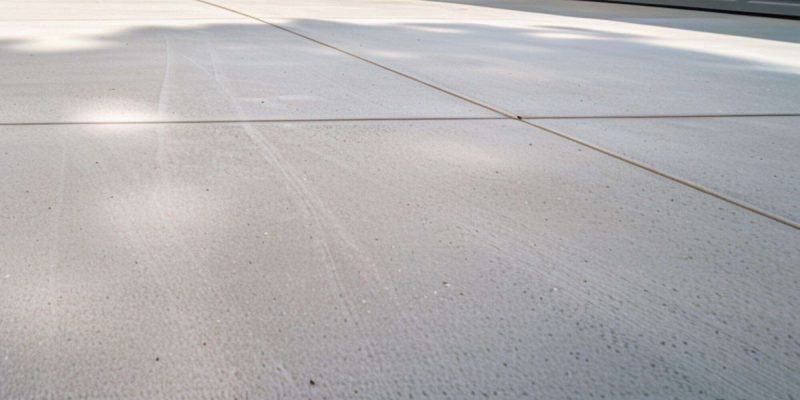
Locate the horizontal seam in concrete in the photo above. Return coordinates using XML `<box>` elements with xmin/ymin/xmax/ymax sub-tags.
<box><xmin>5</xmin><ymin>113</ymin><xmax>796</xmax><ymax>126</ymax></box>
<box><xmin>193</xmin><ymin>0</ymin><xmax>800</xmax><ymax>231</ymax></box>
<box><xmin>0</xmin><ymin>117</ymin><xmax>507</xmax><ymax>127</ymax></box>
<box><xmin>524</xmin><ymin>113</ymin><xmax>800</xmax><ymax>120</ymax></box>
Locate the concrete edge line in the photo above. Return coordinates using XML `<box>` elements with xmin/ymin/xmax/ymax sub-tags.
<box><xmin>0</xmin><ymin>117</ymin><xmax>507</xmax><ymax>127</ymax></box>
<box><xmin>521</xmin><ymin>113</ymin><xmax>800</xmax><ymax>120</ymax></box>
<box><xmin>192</xmin><ymin>0</ymin><xmax>800</xmax><ymax>231</ymax></box>
<box><xmin>522</xmin><ymin>119</ymin><xmax>800</xmax><ymax>230</ymax></box>
<box><xmin>192</xmin><ymin>0</ymin><xmax>521</xmax><ymax>119</ymax></box>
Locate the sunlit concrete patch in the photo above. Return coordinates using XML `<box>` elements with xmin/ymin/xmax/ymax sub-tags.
<box><xmin>0</xmin><ymin>123</ymin><xmax>322</xmax><ymax>398</ymax></box>
<box><xmin>0</xmin><ymin>19</ymin><xmax>492</xmax><ymax>124</ymax></box>
<box><xmin>533</xmin><ymin>116</ymin><xmax>800</xmax><ymax>223</ymax></box>
<box><xmin>1</xmin><ymin>120</ymin><xmax>799</xmax><ymax>399</ymax></box>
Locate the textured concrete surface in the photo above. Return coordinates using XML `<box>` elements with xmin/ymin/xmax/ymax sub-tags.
<box><xmin>1</xmin><ymin>1</ymin><xmax>799</xmax><ymax>399</ymax></box>
<box><xmin>534</xmin><ymin>116</ymin><xmax>800</xmax><ymax>222</ymax></box>
<box><xmin>0</xmin><ymin>20</ymin><xmax>489</xmax><ymax>123</ymax></box>
<box><xmin>243</xmin><ymin>0</ymin><xmax>800</xmax><ymax>117</ymax></box>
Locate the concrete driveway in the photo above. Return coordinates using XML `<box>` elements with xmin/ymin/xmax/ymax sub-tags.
<box><xmin>1</xmin><ymin>1</ymin><xmax>799</xmax><ymax>398</ymax></box>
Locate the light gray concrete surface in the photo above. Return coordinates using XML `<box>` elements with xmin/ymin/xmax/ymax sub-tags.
<box><xmin>534</xmin><ymin>116</ymin><xmax>800</xmax><ymax>223</ymax></box>
<box><xmin>251</xmin><ymin>2</ymin><xmax>800</xmax><ymax>117</ymax></box>
<box><xmin>2</xmin><ymin>120</ymin><xmax>799</xmax><ymax>399</ymax></box>
<box><xmin>0</xmin><ymin>20</ymin><xmax>490</xmax><ymax>123</ymax></box>
<box><xmin>1</xmin><ymin>1</ymin><xmax>800</xmax><ymax>399</ymax></box>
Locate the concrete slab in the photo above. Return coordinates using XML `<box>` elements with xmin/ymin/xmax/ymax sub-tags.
<box><xmin>0</xmin><ymin>19</ymin><xmax>492</xmax><ymax>123</ymax></box>
<box><xmin>1</xmin><ymin>120</ymin><xmax>798</xmax><ymax>399</ymax></box>
<box><xmin>3</xmin><ymin>0</ymin><xmax>800</xmax><ymax>398</ymax></box>
<box><xmin>533</xmin><ymin>116</ymin><xmax>800</xmax><ymax>223</ymax></box>
<box><xmin>246</xmin><ymin>7</ymin><xmax>800</xmax><ymax>116</ymax></box>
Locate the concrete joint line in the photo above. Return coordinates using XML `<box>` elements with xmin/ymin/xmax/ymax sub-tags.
<box><xmin>193</xmin><ymin>0</ymin><xmax>799</xmax><ymax>231</ymax></box>
<box><xmin>523</xmin><ymin>113</ymin><xmax>800</xmax><ymax>120</ymax></box>
<box><xmin>192</xmin><ymin>0</ymin><xmax>519</xmax><ymax>119</ymax></box>
<box><xmin>0</xmin><ymin>117</ymin><xmax>507</xmax><ymax>127</ymax></box>
<box><xmin>522</xmin><ymin>119</ymin><xmax>800</xmax><ymax>230</ymax></box>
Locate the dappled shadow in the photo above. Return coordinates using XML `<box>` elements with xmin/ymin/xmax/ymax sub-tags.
<box><xmin>274</xmin><ymin>18</ymin><xmax>800</xmax><ymax>117</ymax></box>
<box><xmin>2</xmin><ymin>12</ymin><xmax>800</xmax><ymax>400</ymax></box>
<box><xmin>0</xmin><ymin>17</ymin><xmax>799</xmax><ymax>123</ymax></box>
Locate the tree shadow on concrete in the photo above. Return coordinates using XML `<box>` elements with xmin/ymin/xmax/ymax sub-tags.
<box><xmin>276</xmin><ymin>18</ymin><xmax>800</xmax><ymax>117</ymax></box>
<box><xmin>0</xmin><ymin>18</ymin><xmax>798</xmax><ymax>124</ymax></box>
<box><xmin>1</xmin><ymin>16</ymin><xmax>800</xmax><ymax>400</ymax></box>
